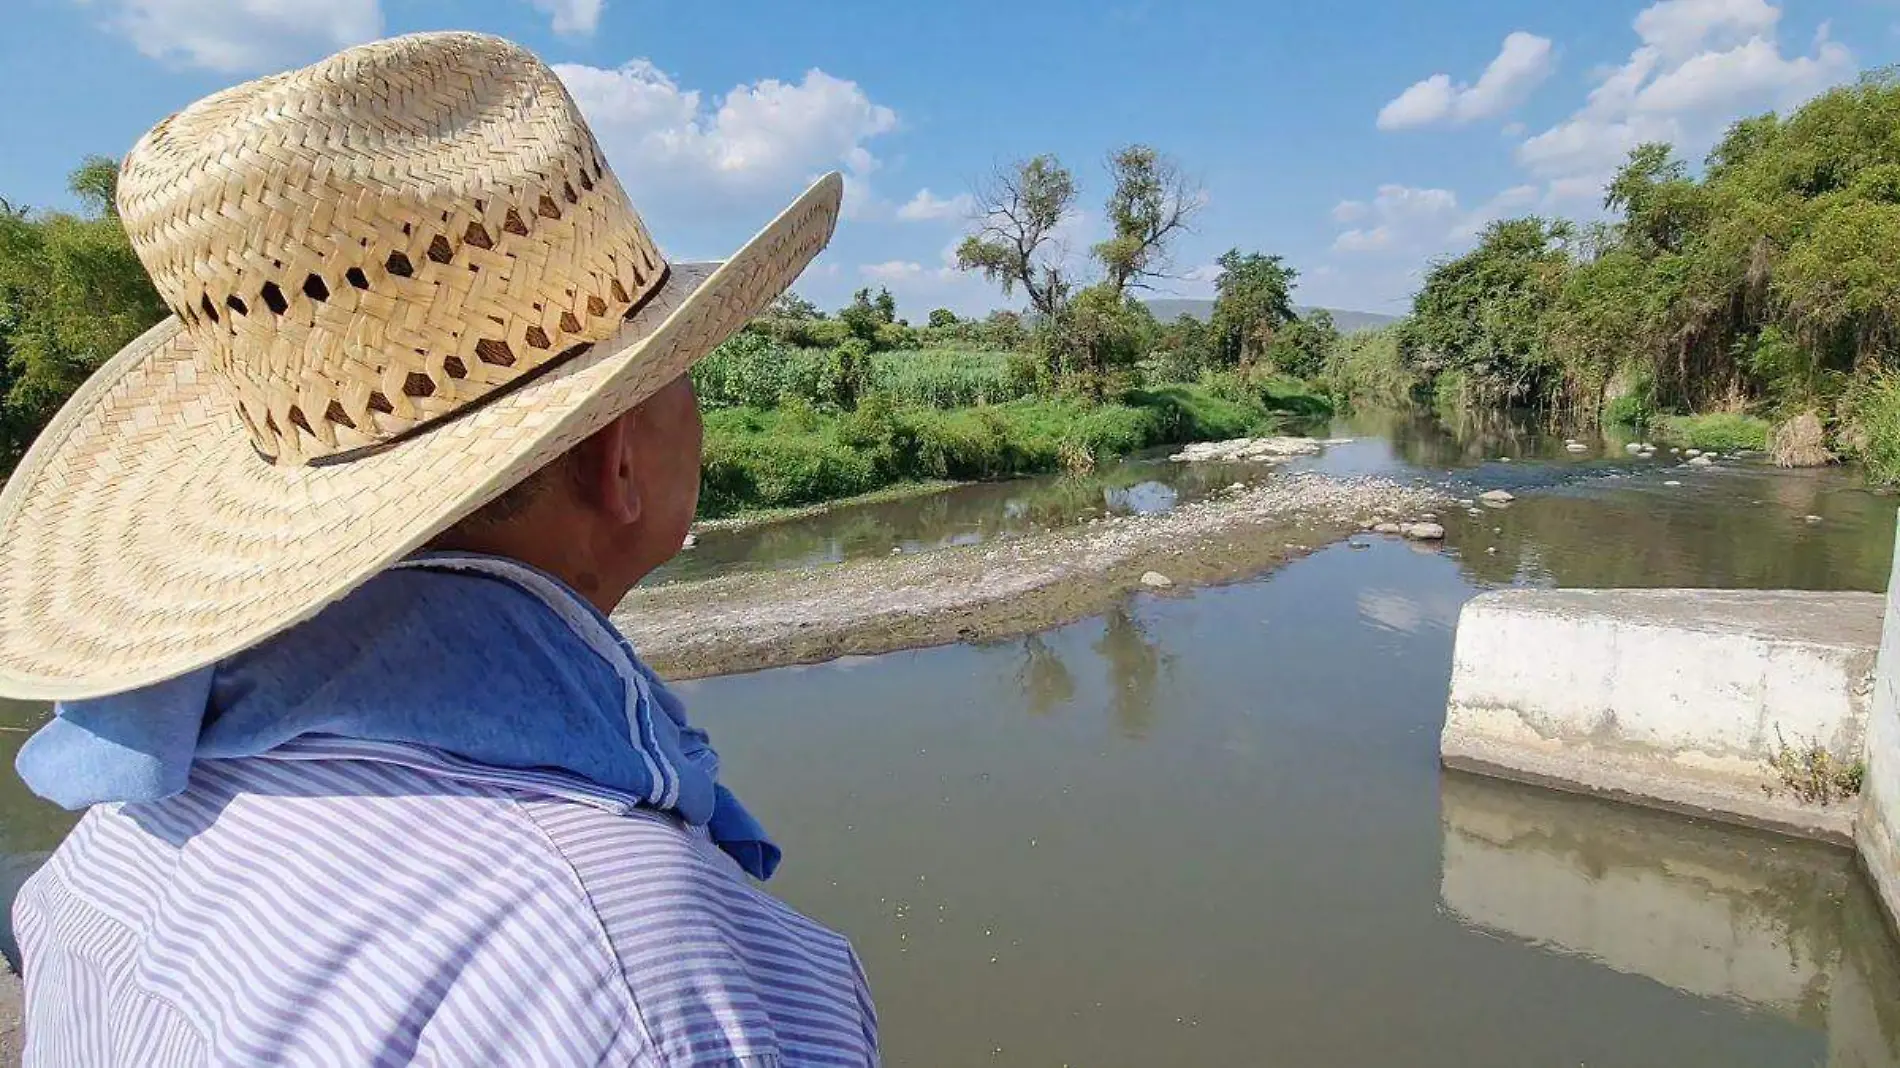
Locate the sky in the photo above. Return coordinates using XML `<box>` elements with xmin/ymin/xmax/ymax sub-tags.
<box><xmin>2</xmin><ymin>0</ymin><xmax>1896</xmax><ymax>318</ymax></box>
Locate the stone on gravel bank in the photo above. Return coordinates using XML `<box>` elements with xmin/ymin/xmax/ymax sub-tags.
<box><xmin>618</xmin><ymin>473</ymin><xmax>1447</xmax><ymax>680</ymax></box>
<box><xmin>1403</xmin><ymin>522</ymin><xmax>1446</xmax><ymax>541</ymax></box>
<box><xmin>1140</xmin><ymin>571</ymin><xmax>1174</xmax><ymax>589</ymax></box>
<box><xmin>1169</xmin><ymin>437</ymin><xmax>1342</xmax><ymax>463</ymax></box>
<box><xmin>1479</xmin><ymin>490</ymin><xmax>1515</xmax><ymax>505</ymax></box>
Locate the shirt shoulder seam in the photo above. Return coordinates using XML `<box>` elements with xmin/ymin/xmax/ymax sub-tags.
<box><xmin>504</xmin><ymin>794</ymin><xmax>677</xmax><ymax>1067</ymax></box>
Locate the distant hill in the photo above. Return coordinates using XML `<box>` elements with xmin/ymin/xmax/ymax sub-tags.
<box><xmin>1143</xmin><ymin>298</ymin><xmax>1399</xmax><ymax>334</ymax></box>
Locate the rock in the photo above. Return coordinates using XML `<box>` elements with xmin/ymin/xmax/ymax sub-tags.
<box><xmin>1169</xmin><ymin>437</ymin><xmax>1325</xmax><ymax>463</ymax></box>
<box><xmin>1625</xmin><ymin>442</ymin><xmax>1644</xmax><ymax>454</ymax></box>
<box><xmin>1402</xmin><ymin>522</ymin><xmax>1446</xmax><ymax>541</ymax></box>
<box><xmin>1663</xmin><ymin>480</ymin><xmax>1682</xmax><ymax>487</ymax></box>
<box><xmin>1486</xmin><ymin>546</ymin><xmax>1498</xmax><ymax>555</ymax></box>
<box><xmin>1498</xmin><ymin>457</ymin><xmax>1512</xmax><ymax>463</ymax></box>
<box><xmin>1372</xmin><ymin>522</ymin><xmax>1404</xmax><ymax>535</ymax></box>
<box><xmin>1228</xmin><ymin>482</ymin><xmax>1247</xmax><ymax>492</ymax></box>
<box><xmin>1140</xmin><ymin>571</ymin><xmax>1175</xmax><ymax>589</ymax></box>
<box><xmin>681</xmin><ymin>533</ymin><xmax>698</xmax><ymax>550</ymax></box>
<box><xmin>1468</xmin><ymin>508</ymin><xmax>1484</xmax><ymax>516</ymax></box>
<box><xmin>1805</xmin><ymin>514</ymin><xmax>1824</xmax><ymax>524</ymax></box>
<box><xmin>1687</xmin><ymin>455</ymin><xmax>1714</xmax><ymax>467</ymax></box>
<box><xmin>1458</xmin><ymin>498</ymin><xmax>1476</xmax><ymax>507</ymax></box>
<box><xmin>1420</xmin><ymin>512</ymin><xmax>1439</xmax><ymax>522</ymax></box>
<box><xmin>1479</xmin><ymin>490</ymin><xmax>1516</xmax><ymax>505</ymax></box>
<box><xmin>1685</xmin><ymin>448</ymin><xmax>1703</xmax><ymax>458</ymax></box>
<box><xmin>1670</xmin><ymin>447</ymin><xmax>1680</xmax><ymax>454</ymax></box>
<box><xmin>1565</xmin><ymin>443</ymin><xmax>1589</xmax><ymax>453</ymax></box>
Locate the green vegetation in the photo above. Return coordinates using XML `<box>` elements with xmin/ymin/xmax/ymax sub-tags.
<box><xmin>697</xmin><ymin>381</ymin><xmax>1310</xmax><ymax>518</ymax></box>
<box><xmin>1768</xmin><ymin>727</ymin><xmax>1866</xmax><ymax>807</ymax></box>
<box><xmin>0</xmin><ymin>158</ymin><xmax>166</xmax><ymax>476</ymax></box>
<box><xmin>1655</xmin><ymin>413</ymin><xmax>1772</xmax><ymax>452</ymax></box>
<box><xmin>1387</xmin><ymin>71</ymin><xmax>1900</xmax><ymax>477</ymax></box>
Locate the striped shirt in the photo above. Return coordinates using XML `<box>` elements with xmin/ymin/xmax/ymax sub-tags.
<box><xmin>13</xmin><ymin>737</ymin><xmax>879</xmax><ymax>1066</ymax></box>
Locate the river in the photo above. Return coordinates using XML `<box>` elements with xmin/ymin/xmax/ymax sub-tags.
<box><xmin>3</xmin><ymin>408</ymin><xmax>1899</xmax><ymax>1065</ymax></box>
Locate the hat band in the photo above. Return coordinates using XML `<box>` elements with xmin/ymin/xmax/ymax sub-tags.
<box><xmin>304</xmin><ymin>263</ymin><xmax>674</xmax><ymax>468</ymax></box>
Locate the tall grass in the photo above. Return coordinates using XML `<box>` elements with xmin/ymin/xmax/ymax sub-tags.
<box><xmin>1845</xmin><ymin>375</ymin><xmax>1900</xmax><ymax>483</ymax></box>
<box><xmin>867</xmin><ymin>349</ymin><xmax>1036</xmax><ymax>408</ymax></box>
<box><xmin>1655</xmin><ymin>412</ymin><xmax>1771</xmax><ymax>451</ymax></box>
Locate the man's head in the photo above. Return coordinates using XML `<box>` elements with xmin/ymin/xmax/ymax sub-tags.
<box><xmin>432</xmin><ymin>372</ymin><xmax>703</xmax><ymax>610</ymax></box>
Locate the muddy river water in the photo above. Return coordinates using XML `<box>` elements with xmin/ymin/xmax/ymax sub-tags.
<box><xmin>4</xmin><ymin>408</ymin><xmax>1900</xmax><ymax>1065</ymax></box>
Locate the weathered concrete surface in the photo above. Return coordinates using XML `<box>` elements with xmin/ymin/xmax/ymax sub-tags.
<box><xmin>1864</xmin><ymin>520</ymin><xmax>1900</xmax><ymax>941</ymax></box>
<box><xmin>0</xmin><ymin>970</ymin><xmax>19</xmax><ymax>1068</ymax></box>
<box><xmin>1441</xmin><ymin>772</ymin><xmax>1900</xmax><ymax>1067</ymax></box>
<box><xmin>1442</xmin><ymin>588</ymin><xmax>1883</xmax><ymax>844</ymax></box>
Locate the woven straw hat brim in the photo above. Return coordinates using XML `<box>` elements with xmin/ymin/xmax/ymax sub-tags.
<box><xmin>0</xmin><ymin>173</ymin><xmax>842</xmax><ymax>700</ymax></box>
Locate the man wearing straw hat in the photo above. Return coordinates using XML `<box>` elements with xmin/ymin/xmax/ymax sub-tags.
<box><xmin>0</xmin><ymin>32</ymin><xmax>878</xmax><ymax>1066</ymax></box>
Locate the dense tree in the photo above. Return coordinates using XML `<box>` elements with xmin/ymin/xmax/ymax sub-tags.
<box><xmin>1208</xmin><ymin>249</ymin><xmax>1298</xmax><ymax>367</ymax></box>
<box><xmin>838</xmin><ymin>286</ymin><xmax>898</xmax><ymax>343</ymax></box>
<box><xmin>0</xmin><ymin>157</ymin><xmax>166</xmax><ymax>475</ymax></box>
<box><xmin>927</xmin><ymin>308</ymin><xmax>959</xmax><ymax>329</ymax></box>
<box><xmin>1405</xmin><ymin>218</ymin><xmax>1570</xmax><ymax>408</ymax></box>
<box><xmin>1393</xmin><ymin>69</ymin><xmax>1900</xmax><ymax>461</ymax></box>
<box><xmin>956</xmin><ymin>155</ymin><xmax>1077</xmax><ymax>319</ymax></box>
<box><xmin>769</xmin><ymin>291</ymin><xmax>824</xmax><ymax>320</ymax></box>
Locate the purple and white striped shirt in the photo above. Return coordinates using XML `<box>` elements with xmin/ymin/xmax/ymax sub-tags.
<box><xmin>13</xmin><ymin>736</ymin><xmax>879</xmax><ymax>1066</ymax></box>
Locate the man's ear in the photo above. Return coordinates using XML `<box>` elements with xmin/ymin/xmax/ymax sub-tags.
<box><xmin>581</xmin><ymin>411</ymin><xmax>643</xmax><ymax>526</ymax></box>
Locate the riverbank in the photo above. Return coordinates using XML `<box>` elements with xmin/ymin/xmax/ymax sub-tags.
<box><xmin>618</xmin><ymin>471</ymin><xmax>1445</xmax><ymax>679</ymax></box>
<box><xmin>696</xmin><ymin>379</ymin><xmax>1331</xmax><ymax>519</ymax></box>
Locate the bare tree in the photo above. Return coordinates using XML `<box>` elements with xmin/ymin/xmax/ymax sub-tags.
<box><xmin>955</xmin><ymin>155</ymin><xmax>1077</xmax><ymax>318</ymax></box>
<box><xmin>1094</xmin><ymin>145</ymin><xmax>1204</xmax><ymax>298</ymax></box>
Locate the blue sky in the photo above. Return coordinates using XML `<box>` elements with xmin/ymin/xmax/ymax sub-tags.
<box><xmin>3</xmin><ymin>0</ymin><xmax>1895</xmax><ymax>317</ymax></box>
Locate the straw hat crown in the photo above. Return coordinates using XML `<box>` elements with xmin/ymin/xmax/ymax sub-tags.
<box><xmin>0</xmin><ymin>30</ymin><xmax>842</xmax><ymax>700</ymax></box>
<box><xmin>117</xmin><ymin>32</ymin><xmax>665</xmax><ymax>465</ymax></box>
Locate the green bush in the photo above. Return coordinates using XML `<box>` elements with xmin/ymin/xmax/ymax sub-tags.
<box><xmin>695</xmin><ymin>384</ymin><xmax>1284</xmax><ymax>518</ymax></box>
<box><xmin>1845</xmin><ymin>374</ymin><xmax>1900</xmax><ymax>483</ymax></box>
<box><xmin>1656</xmin><ymin>412</ymin><xmax>1771</xmax><ymax>451</ymax></box>
<box><xmin>1603</xmin><ymin>391</ymin><xmax>1653</xmax><ymax>428</ymax></box>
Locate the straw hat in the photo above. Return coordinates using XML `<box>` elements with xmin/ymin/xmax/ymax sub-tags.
<box><xmin>0</xmin><ymin>31</ymin><xmax>841</xmax><ymax>700</ymax></box>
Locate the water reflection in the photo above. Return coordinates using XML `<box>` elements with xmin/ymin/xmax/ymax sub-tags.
<box><xmin>1444</xmin><ymin>467</ymin><xmax>1896</xmax><ymax>592</ymax></box>
<box><xmin>654</xmin><ymin>455</ymin><xmax>1269</xmax><ymax>585</ymax></box>
<box><xmin>1015</xmin><ymin>635</ymin><xmax>1073</xmax><ymax>719</ymax></box>
<box><xmin>1093</xmin><ymin>606</ymin><xmax>1169</xmax><ymax>740</ymax></box>
<box><xmin>1440</xmin><ymin>771</ymin><xmax>1900</xmax><ymax>1067</ymax></box>
<box><xmin>1008</xmin><ymin>604</ymin><xmax>1170</xmax><ymax>737</ymax></box>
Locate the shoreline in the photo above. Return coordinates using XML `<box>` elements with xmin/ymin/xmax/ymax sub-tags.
<box><xmin>690</xmin><ymin>479</ymin><xmax>962</xmax><ymax>533</ymax></box>
<box><xmin>616</xmin><ymin>471</ymin><xmax>1448</xmax><ymax>680</ymax></box>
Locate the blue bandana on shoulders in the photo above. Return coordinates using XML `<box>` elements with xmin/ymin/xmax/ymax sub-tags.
<box><xmin>15</xmin><ymin>551</ymin><xmax>779</xmax><ymax>880</ymax></box>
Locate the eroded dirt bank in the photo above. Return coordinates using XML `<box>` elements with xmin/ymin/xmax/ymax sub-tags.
<box><xmin>615</xmin><ymin>472</ymin><xmax>1448</xmax><ymax>679</ymax></box>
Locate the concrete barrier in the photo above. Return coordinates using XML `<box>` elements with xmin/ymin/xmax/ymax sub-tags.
<box><xmin>1864</xmin><ymin>524</ymin><xmax>1900</xmax><ymax>941</ymax></box>
<box><xmin>1440</xmin><ymin>772</ymin><xmax>1900</xmax><ymax>1068</ymax></box>
<box><xmin>1442</xmin><ymin>588</ymin><xmax>1883</xmax><ymax>844</ymax></box>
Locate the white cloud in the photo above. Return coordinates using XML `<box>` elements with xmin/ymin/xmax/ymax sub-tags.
<box><xmin>84</xmin><ymin>0</ymin><xmax>382</xmax><ymax>72</ymax></box>
<box><xmin>1634</xmin><ymin>33</ymin><xmax>1852</xmax><ymax>114</ymax></box>
<box><xmin>526</xmin><ymin>0</ymin><xmax>603</xmax><ymax>35</ymax></box>
<box><xmin>1633</xmin><ymin>0</ymin><xmax>1779</xmax><ymax>58</ymax></box>
<box><xmin>1515</xmin><ymin>0</ymin><xmax>1855</xmax><ymax>194</ymax></box>
<box><xmin>83</xmin><ymin>0</ymin><xmax>613</xmax><ymax>71</ymax></box>
<box><xmin>1333</xmin><ymin>227</ymin><xmax>1394</xmax><ymax>253</ymax></box>
<box><xmin>1331</xmin><ymin>184</ymin><xmax>1463</xmax><ymax>253</ymax></box>
<box><xmin>556</xmin><ymin>59</ymin><xmax>898</xmax><ymax>222</ymax></box>
<box><xmin>1332</xmin><ymin>200</ymin><xmax>1370</xmax><ymax>223</ymax></box>
<box><xmin>1377</xmin><ymin>32</ymin><xmax>1556</xmax><ymax>129</ymax></box>
<box><xmin>861</xmin><ymin>260</ymin><xmax>935</xmax><ymax>281</ymax></box>
<box><xmin>896</xmin><ymin>188</ymin><xmax>974</xmax><ymax>222</ymax></box>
